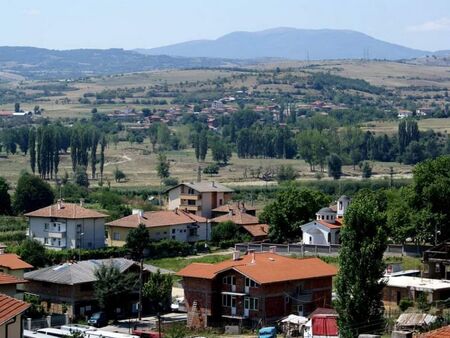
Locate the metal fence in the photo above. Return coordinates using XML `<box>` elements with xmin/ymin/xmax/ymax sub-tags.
<box><xmin>235</xmin><ymin>242</ymin><xmax>432</xmax><ymax>257</ymax></box>
<box><xmin>23</xmin><ymin>314</ymin><xmax>68</xmax><ymax>331</ymax></box>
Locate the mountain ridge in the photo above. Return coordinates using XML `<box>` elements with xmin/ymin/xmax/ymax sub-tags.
<box><xmin>137</xmin><ymin>27</ymin><xmax>430</xmax><ymax>60</ymax></box>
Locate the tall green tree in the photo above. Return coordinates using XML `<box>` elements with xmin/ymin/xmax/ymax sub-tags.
<box><xmin>99</xmin><ymin>135</ymin><xmax>107</xmax><ymax>185</ymax></box>
<box><xmin>335</xmin><ymin>190</ymin><xmax>387</xmax><ymax>338</ymax></box>
<box><xmin>259</xmin><ymin>186</ymin><xmax>330</xmax><ymax>243</ymax></box>
<box><xmin>29</xmin><ymin>129</ymin><xmax>36</xmax><ymax>174</ymax></box>
<box><xmin>126</xmin><ymin>223</ymin><xmax>150</xmax><ymax>260</ymax></box>
<box><xmin>17</xmin><ymin>239</ymin><xmax>47</xmax><ymax>268</ymax></box>
<box><xmin>156</xmin><ymin>153</ymin><xmax>170</xmax><ymax>179</ymax></box>
<box><xmin>327</xmin><ymin>153</ymin><xmax>343</xmax><ymax>180</ymax></box>
<box><xmin>94</xmin><ymin>264</ymin><xmax>137</xmax><ymax>319</ymax></box>
<box><xmin>199</xmin><ymin>130</ymin><xmax>208</xmax><ymax>161</ymax></box>
<box><xmin>0</xmin><ymin>177</ymin><xmax>12</xmax><ymax>215</ymax></box>
<box><xmin>143</xmin><ymin>270</ymin><xmax>173</xmax><ymax>312</ymax></box>
<box><xmin>91</xmin><ymin>130</ymin><xmax>100</xmax><ymax>179</ymax></box>
<box><xmin>13</xmin><ymin>173</ymin><xmax>54</xmax><ymax>214</ymax></box>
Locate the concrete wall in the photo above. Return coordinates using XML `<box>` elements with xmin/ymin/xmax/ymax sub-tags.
<box><xmin>168</xmin><ymin>186</ymin><xmax>182</xmax><ymax>210</ymax></box>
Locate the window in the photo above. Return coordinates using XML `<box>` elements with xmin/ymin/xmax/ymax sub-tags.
<box><xmin>113</xmin><ymin>232</ymin><xmax>120</xmax><ymax>240</ymax></box>
<box><xmin>172</xmin><ymin>229</ymin><xmax>176</xmax><ymax>234</ymax></box>
<box><xmin>436</xmin><ymin>263</ymin><xmax>441</xmax><ymax>273</ymax></box>
<box><xmin>219</xmin><ymin>199</ymin><xmax>223</xmax><ymax>205</ymax></box>
<box><xmin>222</xmin><ymin>275</ymin><xmax>236</xmax><ymax>285</ymax></box>
<box><xmin>189</xmin><ymin>228</ymin><xmax>198</xmax><ymax>237</ymax></box>
<box><xmin>172</xmin><ymin>235</ymin><xmax>176</xmax><ymax>240</ymax></box>
<box><xmin>188</xmin><ymin>200</ymin><xmax>196</xmax><ymax>206</ymax></box>
<box><xmin>245</xmin><ymin>278</ymin><xmax>258</xmax><ymax>288</ymax></box>
<box><xmin>297</xmin><ymin>305</ymin><xmax>304</xmax><ymax>315</ymax></box>
<box><xmin>245</xmin><ymin>297</ymin><xmax>259</xmax><ymax>310</ymax></box>
<box><xmin>222</xmin><ymin>294</ymin><xmax>232</xmax><ymax>307</ymax></box>
<box><xmin>328</xmin><ymin>233</ymin><xmax>331</xmax><ymax>243</ymax></box>
<box><xmin>44</xmin><ymin>223</ymin><xmax>49</xmax><ymax>231</ymax></box>
<box><xmin>188</xmin><ymin>188</ymin><xmax>195</xmax><ymax>195</ymax></box>
<box><xmin>44</xmin><ymin>238</ymin><xmax>50</xmax><ymax>245</ymax></box>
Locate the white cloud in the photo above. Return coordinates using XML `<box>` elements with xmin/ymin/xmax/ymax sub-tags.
<box><xmin>407</xmin><ymin>17</ymin><xmax>450</xmax><ymax>32</ymax></box>
<box><xmin>25</xmin><ymin>8</ymin><xmax>41</xmax><ymax>17</ymax></box>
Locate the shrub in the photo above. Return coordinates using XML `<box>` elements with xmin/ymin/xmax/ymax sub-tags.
<box><xmin>162</xmin><ymin>177</ymin><xmax>179</xmax><ymax>187</ymax></box>
<box><xmin>399</xmin><ymin>298</ymin><xmax>413</xmax><ymax>312</ymax></box>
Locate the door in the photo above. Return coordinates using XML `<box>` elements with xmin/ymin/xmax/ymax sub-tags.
<box><xmin>244</xmin><ymin>298</ymin><xmax>249</xmax><ymax>317</ymax></box>
<box><xmin>231</xmin><ymin>297</ymin><xmax>237</xmax><ymax>315</ymax></box>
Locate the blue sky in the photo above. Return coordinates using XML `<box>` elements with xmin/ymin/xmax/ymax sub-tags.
<box><xmin>2</xmin><ymin>0</ymin><xmax>450</xmax><ymax>51</ymax></box>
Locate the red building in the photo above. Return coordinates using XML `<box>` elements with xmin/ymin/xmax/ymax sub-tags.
<box><xmin>177</xmin><ymin>250</ymin><xmax>337</xmax><ymax>328</ymax></box>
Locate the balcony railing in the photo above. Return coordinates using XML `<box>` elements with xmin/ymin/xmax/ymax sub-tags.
<box><xmin>180</xmin><ymin>193</ymin><xmax>201</xmax><ymax>200</ymax></box>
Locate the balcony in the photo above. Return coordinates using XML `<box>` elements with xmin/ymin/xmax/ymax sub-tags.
<box><xmin>180</xmin><ymin>204</ymin><xmax>201</xmax><ymax>212</ymax></box>
<box><xmin>44</xmin><ymin>222</ymin><xmax>66</xmax><ymax>233</ymax></box>
<box><xmin>47</xmin><ymin>232</ymin><xmax>66</xmax><ymax>239</ymax></box>
<box><xmin>180</xmin><ymin>193</ymin><xmax>201</xmax><ymax>201</ymax></box>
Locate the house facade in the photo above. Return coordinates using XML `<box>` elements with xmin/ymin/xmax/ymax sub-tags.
<box><xmin>106</xmin><ymin>209</ymin><xmax>210</xmax><ymax>246</ymax></box>
<box><xmin>301</xmin><ymin>195</ymin><xmax>351</xmax><ymax>245</ymax></box>
<box><xmin>24</xmin><ymin>258</ymin><xmax>171</xmax><ymax>318</ymax></box>
<box><xmin>167</xmin><ymin>181</ymin><xmax>233</xmax><ymax>218</ymax></box>
<box><xmin>25</xmin><ymin>201</ymin><xmax>108</xmax><ymax>250</ymax></box>
<box><xmin>0</xmin><ymin>252</ymin><xmax>33</xmax><ymax>278</ymax></box>
<box><xmin>422</xmin><ymin>242</ymin><xmax>450</xmax><ymax>280</ymax></box>
<box><xmin>177</xmin><ymin>251</ymin><xmax>337</xmax><ymax>328</ymax></box>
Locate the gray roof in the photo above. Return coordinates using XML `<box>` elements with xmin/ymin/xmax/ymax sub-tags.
<box><xmin>317</xmin><ymin>207</ymin><xmax>335</xmax><ymax>214</ymax></box>
<box><xmin>169</xmin><ymin>181</ymin><xmax>234</xmax><ymax>193</ymax></box>
<box><xmin>24</xmin><ymin>258</ymin><xmax>173</xmax><ymax>285</ymax></box>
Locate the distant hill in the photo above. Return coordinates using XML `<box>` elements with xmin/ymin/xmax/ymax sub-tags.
<box><xmin>137</xmin><ymin>27</ymin><xmax>429</xmax><ymax>60</ymax></box>
<box><xmin>0</xmin><ymin>47</ymin><xmax>251</xmax><ymax>80</ymax></box>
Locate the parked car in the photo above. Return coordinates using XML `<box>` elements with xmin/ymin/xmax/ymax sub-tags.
<box><xmin>88</xmin><ymin>311</ymin><xmax>108</xmax><ymax>327</ymax></box>
<box><xmin>258</xmin><ymin>327</ymin><xmax>277</xmax><ymax>338</ymax></box>
<box><xmin>132</xmin><ymin>328</ymin><xmax>163</xmax><ymax>338</ymax></box>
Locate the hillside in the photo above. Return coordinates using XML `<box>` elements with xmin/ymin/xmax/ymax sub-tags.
<box><xmin>0</xmin><ymin>47</ymin><xmax>251</xmax><ymax>80</ymax></box>
<box><xmin>138</xmin><ymin>27</ymin><xmax>429</xmax><ymax>60</ymax></box>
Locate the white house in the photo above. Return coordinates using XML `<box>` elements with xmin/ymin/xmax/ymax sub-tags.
<box><xmin>166</xmin><ymin>181</ymin><xmax>234</xmax><ymax>218</ymax></box>
<box><xmin>25</xmin><ymin>201</ymin><xmax>108</xmax><ymax>250</ymax></box>
<box><xmin>301</xmin><ymin>196</ymin><xmax>351</xmax><ymax>245</ymax></box>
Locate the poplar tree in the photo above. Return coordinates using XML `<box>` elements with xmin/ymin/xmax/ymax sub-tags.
<box><xmin>335</xmin><ymin>190</ymin><xmax>387</xmax><ymax>338</ymax></box>
<box><xmin>29</xmin><ymin>129</ymin><xmax>36</xmax><ymax>174</ymax></box>
<box><xmin>99</xmin><ymin>135</ymin><xmax>107</xmax><ymax>184</ymax></box>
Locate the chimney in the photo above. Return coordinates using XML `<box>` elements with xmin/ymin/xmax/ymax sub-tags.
<box><xmin>57</xmin><ymin>199</ymin><xmax>62</xmax><ymax>210</ymax></box>
<box><xmin>79</xmin><ymin>199</ymin><xmax>84</xmax><ymax>207</ymax></box>
<box><xmin>232</xmin><ymin>250</ymin><xmax>240</xmax><ymax>261</ymax></box>
<box><xmin>248</xmin><ymin>249</ymin><xmax>256</xmax><ymax>264</ymax></box>
<box><xmin>212</xmin><ymin>181</ymin><xmax>216</xmax><ymax>187</ymax></box>
<box><xmin>269</xmin><ymin>246</ymin><xmax>277</xmax><ymax>254</ymax></box>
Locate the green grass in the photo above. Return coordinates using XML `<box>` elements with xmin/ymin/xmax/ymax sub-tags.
<box><xmin>146</xmin><ymin>254</ymin><xmax>232</xmax><ymax>272</ymax></box>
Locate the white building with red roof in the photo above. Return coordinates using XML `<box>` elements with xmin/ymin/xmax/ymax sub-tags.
<box><xmin>301</xmin><ymin>196</ymin><xmax>351</xmax><ymax>245</ymax></box>
<box><xmin>25</xmin><ymin>201</ymin><xmax>108</xmax><ymax>250</ymax></box>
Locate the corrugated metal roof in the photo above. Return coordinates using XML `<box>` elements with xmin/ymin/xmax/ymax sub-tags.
<box><xmin>25</xmin><ymin>258</ymin><xmax>172</xmax><ymax>285</ymax></box>
<box><xmin>396</xmin><ymin>313</ymin><xmax>437</xmax><ymax>328</ymax></box>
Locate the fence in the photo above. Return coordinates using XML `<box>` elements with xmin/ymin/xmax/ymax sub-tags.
<box><xmin>23</xmin><ymin>314</ymin><xmax>68</xmax><ymax>331</ymax></box>
<box><xmin>234</xmin><ymin>242</ymin><xmax>432</xmax><ymax>257</ymax></box>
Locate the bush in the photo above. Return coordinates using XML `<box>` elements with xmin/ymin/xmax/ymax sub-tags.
<box><xmin>162</xmin><ymin>177</ymin><xmax>179</xmax><ymax>187</ymax></box>
<box><xmin>203</xmin><ymin>163</ymin><xmax>220</xmax><ymax>176</ymax></box>
<box><xmin>276</xmin><ymin>164</ymin><xmax>297</xmax><ymax>182</ymax></box>
<box><xmin>399</xmin><ymin>298</ymin><xmax>413</xmax><ymax>312</ymax></box>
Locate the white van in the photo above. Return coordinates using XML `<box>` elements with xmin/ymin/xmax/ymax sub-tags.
<box><xmin>36</xmin><ymin>328</ymin><xmax>72</xmax><ymax>337</ymax></box>
<box><xmin>61</xmin><ymin>324</ymin><xmax>96</xmax><ymax>334</ymax></box>
<box><xmin>83</xmin><ymin>330</ymin><xmax>139</xmax><ymax>338</ymax></box>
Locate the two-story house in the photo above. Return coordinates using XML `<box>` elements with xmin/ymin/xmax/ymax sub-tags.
<box><xmin>166</xmin><ymin>181</ymin><xmax>233</xmax><ymax>218</ymax></box>
<box><xmin>105</xmin><ymin>209</ymin><xmax>209</xmax><ymax>246</ymax></box>
<box><xmin>25</xmin><ymin>201</ymin><xmax>108</xmax><ymax>250</ymax></box>
<box><xmin>177</xmin><ymin>250</ymin><xmax>337</xmax><ymax>328</ymax></box>
<box><xmin>422</xmin><ymin>242</ymin><xmax>450</xmax><ymax>280</ymax></box>
<box><xmin>24</xmin><ymin>258</ymin><xmax>172</xmax><ymax>318</ymax></box>
<box><xmin>0</xmin><ymin>293</ymin><xmax>30</xmax><ymax>338</ymax></box>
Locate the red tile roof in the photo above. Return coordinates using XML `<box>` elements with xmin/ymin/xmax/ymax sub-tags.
<box><xmin>0</xmin><ymin>254</ymin><xmax>33</xmax><ymax>270</ymax></box>
<box><xmin>25</xmin><ymin>203</ymin><xmax>107</xmax><ymax>219</ymax></box>
<box><xmin>212</xmin><ymin>204</ymin><xmax>256</xmax><ymax>213</ymax></box>
<box><xmin>242</xmin><ymin>224</ymin><xmax>269</xmax><ymax>238</ymax></box>
<box><xmin>211</xmin><ymin>211</ymin><xmax>259</xmax><ymax>225</ymax></box>
<box><xmin>177</xmin><ymin>252</ymin><xmax>337</xmax><ymax>284</ymax></box>
<box><xmin>0</xmin><ymin>293</ymin><xmax>30</xmax><ymax>326</ymax></box>
<box><xmin>106</xmin><ymin>210</ymin><xmax>207</xmax><ymax>229</ymax></box>
<box><xmin>0</xmin><ymin>272</ymin><xmax>27</xmax><ymax>285</ymax></box>
<box><xmin>317</xmin><ymin>220</ymin><xmax>341</xmax><ymax>229</ymax></box>
<box><xmin>416</xmin><ymin>325</ymin><xmax>450</xmax><ymax>338</ymax></box>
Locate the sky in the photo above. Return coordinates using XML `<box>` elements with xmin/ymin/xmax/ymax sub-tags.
<box><xmin>2</xmin><ymin>0</ymin><xmax>450</xmax><ymax>51</ymax></box>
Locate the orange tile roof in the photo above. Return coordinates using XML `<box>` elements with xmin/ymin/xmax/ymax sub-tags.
<box><xmin>416</xmin><ymin>325</ymin><xmax>450</xmax><ymax>338</ymax></box>
<box><xmin>242</xmin><ymin>224</ymin><xmax>269</xmax><ymax>238</ymax></box>
<box><xmin>317</xmin><ymin>220</ymin><xmax>341</xmax><ymax>229</ymax></box>
<box><xmin>0</xmin><ymin>293</ymin><xmax>30</xmax><ymax>326</ymax></box>
<box><xmin>0</xmin><ymin>272</ymin><xmax>27</xmax><ymax>285</ymax></box>
<box><xmin>106</xmin><ymin>210</ymin><xmax>207</xmax><ymax>229</ymax></box>
<box><xmin>177</xmin><ymin>252</ymin><xmax>337</xmax><ymax>284</ymax></box>
<box><xmin>212</xmin><ymin>204</ymin><xmax>256</xmax><ymax>213</ymax></box>
<box><xmin>211</xmin><ymin>211</ymin><xmax>259</xmax><ymax>225</ymax></box>
<box><xmin>25</xmin><ymin>203</ymin><xmax>107</xmax><ymax>219</ymax></box>
<box><xmin>0</xmin><ymin>254</ymin><xmax>33</xmax><ymax>270</ymax></box>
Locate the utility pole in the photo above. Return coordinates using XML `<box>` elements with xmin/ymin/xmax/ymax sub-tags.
<box><xmin>138</xmin><ymin>257</ymin><xmax>143</xmax><ymax>320</ymax></box>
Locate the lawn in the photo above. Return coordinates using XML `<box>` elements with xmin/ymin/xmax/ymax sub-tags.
<box><xmin>146</xmin><ymin>253</ymin><xmax>232</xmax><ymax>272</ymax></box>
